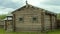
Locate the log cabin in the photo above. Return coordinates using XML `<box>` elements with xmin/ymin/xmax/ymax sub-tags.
<box><xmin>4</xmin><ymin>1</ymin><xmax>57</xmax><ymax>32</ymax></box>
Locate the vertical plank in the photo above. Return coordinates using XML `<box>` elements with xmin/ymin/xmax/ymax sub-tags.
<box><xmin>6</xmin><ymin>16</ymin><xmax>8</xmax><ymax>30</ymax></box>
<box><xmin>55</xmin><ymin>15</ymin><xmax>57</xmax><ymax>29</ymax></box>
<box><xmin>50</xmin><ymin>14</ymin><xmax>52</xmax><ymax>30</ymax></box>
<box><xmin>41</xmin><ymin>10</ymin><xmax>44</xmax><ymax>32</ymax></box>
<box><xmin>5</xmin><ymin>20</ymin><xmax>7</xmax><ymax>30</ymax></box>
<box><xmin>13</xmin><ymin>14</ymin><xmax>16</xmax><ymax>32</ymax></box>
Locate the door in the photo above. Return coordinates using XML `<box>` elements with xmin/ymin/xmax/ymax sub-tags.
<box><xmin>7</xmin><ymin>21</ymin><xmax>13</xmax><ymax>31</ymax></box>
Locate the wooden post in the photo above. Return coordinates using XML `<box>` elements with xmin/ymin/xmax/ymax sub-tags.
<box><xmin>11</xmin><ymin>16</ymin><xmax>13</xmax><ymax>31</ymax></box>
<box><xmin>6</xmin><ymin>16</ymin><xmax>8</xmax><ymax>30</ymax></box>
<box><xmin>41</xmin><ymin>10</ymin><xmax>44</xmax><ymax>32</ymax></box>
<box><xmin>13</xmin><ymin>14</ymin><xmax>16</xmax><ymax>32</ymax></box>
<box><xmin>5</xmin><ymin>20</ymin><xmax>7</xmax><ymax>30</ymax></box>
<box><xmin>50</xmin><ymin>14</ymin><xmax>52</xmax><ymax>30</ymax></box>
<box><xmin>55</xmin><ymin>14</ymin><xmax>57</xmax><ymax>29</ymax></box>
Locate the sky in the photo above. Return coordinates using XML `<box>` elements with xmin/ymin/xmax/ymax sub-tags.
<box><xmin>0</xmin><ymin>0</ymin><xmax>60</xmax><ymax>14</ymax></box>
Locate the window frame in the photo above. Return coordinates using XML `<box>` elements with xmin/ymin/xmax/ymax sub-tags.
<box><xmin>32</xmin><ymin>16</ymin><xmax>38</xmax><ymax>23</ymax></box>
<box><xmin>19</xmin><ymin>17</ymin><xmax>24</xmax><ymax>23</ymax></box>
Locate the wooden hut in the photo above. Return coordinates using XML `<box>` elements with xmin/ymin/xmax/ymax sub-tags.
<box><xmin>11</xmin><ymin>4</ymin><xmax>57</xmax><ymax>32</ymax></box>
<box><xmin>5</xmin><ymin>2</ymin><xmax>57</xmax><ymax>32</ymax></box>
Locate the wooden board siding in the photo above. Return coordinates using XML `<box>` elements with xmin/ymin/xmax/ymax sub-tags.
<box><xmin>41</xmin><ymin>10</ymin><xmax>44</xmax><ymax>32</ymax></box>
<box><xmin>13</xmin><ymin>14</ymin><xmax>16</xmax><ymax>32</ymax></box>
<box><xmin>5</xmin><ymin>20</ymin><xmax>13</xmax><ymax>31</ymax></box>
<box><xmin>0</xmin><ymin>21</ymin><xmax>4</xmax><ymax>28</ymax></box>
<box><xmin>6</xmin><ymin>21</ymin><xmax>12</xmax><ymax>31</ymax></box>
<box><xmin>57</xmin><ymin>19</ymin><xmax>60</xmax><ymax>29</ymax></box>
<box><xmin>44</xmin><ymin>14</ymin><xmax>51</xmax><ymax>31</ymax></box>
<box><xmin>52</xmin><ymin>16</ymin><xmax>56</xmax><ymax>29</ymax></box>
<box><xmin>11</xmin><ymin>5</ymin><xmax>57</xmax><ymax>32</ymax></box>
<box><xmin>50</xmin><ymin>15</ymin><xmax>52</xmax><ymax>30</ymax></box>
<box><xmin>55</xmin><ymin>15</ymin><xmax>57</xmax><ymax>29</ymax></box>
<box><xmin>5</xmin><ymin>20</ymin><xmax>7</xmax><ymax>30</ymax></box>
<box><xmin>13</xmin><ymin>7</ymin><xmax>42</xmax><ymax>32</ymax></box>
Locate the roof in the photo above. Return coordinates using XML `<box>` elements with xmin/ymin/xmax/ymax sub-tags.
<box><xmin>3</xmin><ymin>14</ymin><xmax>13</xmax><ymax>21</ymax></box>
<box><xmin>45</xmin><ymin>10</ymin><xmax>57</xmax><ymax>16</ymax></box>
<box><xmin>11</xmin><ymin>4</ymin><xmax>57</xmax><ymax>16</ymax></box>
<box><xmin>4</xmin><ymin>17</ymin><xmax>12</xmax><ymax>21</ymax></box>
<box><xmin>6</xmin><ymin>14</ymin><xmax>13</xmax><ymax>17</ymax></box>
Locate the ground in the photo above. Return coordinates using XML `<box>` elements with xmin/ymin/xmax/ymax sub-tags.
<box><xmin>0</xmin><ymin>28</ymin><xmax>60</xmax><ymax>34</ymax></box>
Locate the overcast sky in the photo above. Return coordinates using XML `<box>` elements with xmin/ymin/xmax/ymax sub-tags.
<box><xmin>0</xmin><ymin>0</ymin><xmax>60</xmax><ymax>14</ymax></box>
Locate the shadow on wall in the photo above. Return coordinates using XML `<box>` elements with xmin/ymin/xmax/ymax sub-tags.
<box><xmin>57</xmin><ymin>19</ymin><xmax>60</xmax><ymax>29</ymax></box>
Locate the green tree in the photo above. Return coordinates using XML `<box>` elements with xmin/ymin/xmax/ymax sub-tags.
<box><xmin>0</xmin><ymin>14</ymin><xmax>6</xmax><ymax>19</ymax></box>
<box><xmin>57</xmin><ymin>13</ymin><xmax>60</xmax><ymax>19</ymax></box>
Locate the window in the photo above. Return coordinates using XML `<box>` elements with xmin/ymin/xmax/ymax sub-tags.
<box><xmin>32</xmin><ymin>17</ymin><xmax>38</xmax><ymax>23</ymax></box>
<box><xmin>19</xmin><ymin>18</ymin><xmax>23</xmax><ymax>21</ymax></box>
<box><xmin>33</xmin><ymin>17</ymin><xmax>37</xmax><ymax>21</ymax></box>
<box><xmin>19</xmin><ymin>18</ymin><xmax>24</xmax><ymax>23</ymax></box>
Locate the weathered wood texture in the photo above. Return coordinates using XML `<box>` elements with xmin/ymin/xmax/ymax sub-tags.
<box><xmin>57</xmin><ymin>19</ymin><xmax>60</xmax><ymax>29</ymax></box>
<box><xmin>0</xmin><ymin>20</ymin><xmax>4</xmax><ymax>28</ymax></box>
<box><xmin>5</xmin><ymin>5</ymin><xmax>57</xmax><ymax>32</ymax></box>
<box><xmin>13</xmin><ymin>6</ymin><xmax>42</xmax><ymax>32</ymax></box>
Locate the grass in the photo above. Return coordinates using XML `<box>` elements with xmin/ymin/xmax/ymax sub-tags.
<box><xmin>0</xmin><ymin>28</ymin><xmax>60</xmax><ymax>34</ymax></box>
<box><xmin>46</xmin><ymin>29</ymin><xmax>60</xmax><ymax>34</ymax></box>
<box><xmin>0</xmin><ymin>28</ymin><xmax>42</xmax><ymax>34</ymax></box>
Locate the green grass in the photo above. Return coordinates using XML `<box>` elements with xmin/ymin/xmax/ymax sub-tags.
<box><xmin>46</xmin><ymin>29</ymin><xmax>60</xmax><ymax>34</ymax></box>
<box><xmin>0</xmin><ymin>28</ymin><xmax>42</xmax><ymax>34</ymax></box>
<box><xmin>0</xmin><ymin>28</ymin><xmax>60</xmax><ymax>34</ymax></box>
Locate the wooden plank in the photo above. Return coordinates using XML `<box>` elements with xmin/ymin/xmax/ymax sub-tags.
<box><xmin>50</xmin><ymin>15</ymin><xmax>52</xmax><ymax>30</ymax></box>
<box><xmin>13</xmin><ymin>14</ymin><xmax>16</xmax><ymax>32</ymax></box>
<box><xmin>55</xmin><ymin>15</ymin><xmax>57</xmax><ymax>29</ymax></box>
<box><xmin>41</xmin><ymin>11</ymin><xmax>44</xmax><ymax>32</ymax></box>
<box><xmin>5</xmin><ymin>20</ymin><xmax>7</xmax><ymax>30</ymax></box>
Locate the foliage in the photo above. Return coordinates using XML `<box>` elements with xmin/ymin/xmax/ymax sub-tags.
<box><xmin>0</xmin><ymin>14</ymin><xmax>6</xmax><ymax>20</ymax></box>
<box><xmin>57</xmin><ymin>13</ymin><xmax>60</xmax><ymax>19</ymax></box>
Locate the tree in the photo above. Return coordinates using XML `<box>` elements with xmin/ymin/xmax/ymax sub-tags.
<box><xmin>57</xmin><ymin>13</ymin><xmax>60</xmax><ymax>19</ymax></box>
<box><xmin>0</xmin><ymin>14</ymin><xmax>7</xmax><ymax>20</ymax></box>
